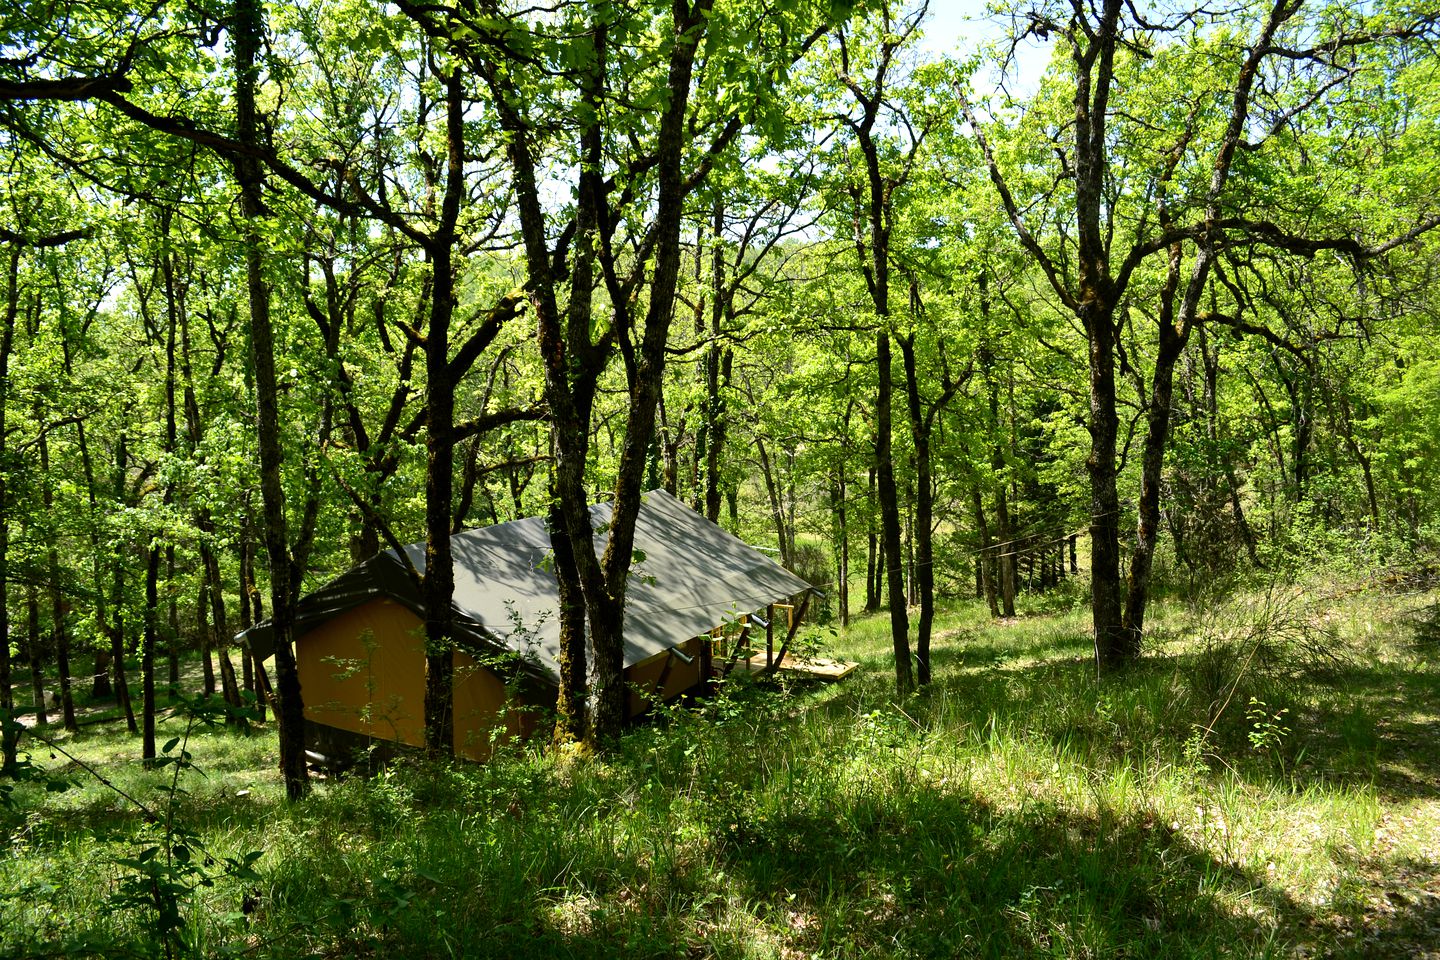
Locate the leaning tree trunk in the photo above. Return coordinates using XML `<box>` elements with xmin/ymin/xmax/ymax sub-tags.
<box><xmin>203</xmin><ymin>545</ymin><xmax>243</xmax><ymax>713</ymax></box>
<box><xmin>418</xmin><ymin>68</ymin><xmax>473</xmax><ymax>757</ymax></box>
<box><xmin>1121</xmin><ymin>246</ymin><xmax>1191</xmax><ymax>647</ymax></box>
<box><xmin>755</xmin><ymin>436</ymin><xmax>792</xmax><ymax>568</ymax></box>
<box><xmin>493</xmin><ymin>0</ymin><xmax>716</xmax><ymax>747</ymax></box>
<box><xmin>589</xmin><ymin>3</ymin><xmax>713</xmax><ymax>742</ymax></box>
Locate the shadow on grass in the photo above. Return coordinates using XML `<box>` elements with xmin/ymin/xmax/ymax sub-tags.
<box><xmin>244</xmin><ymin>760</ymin><xmax>1311</xmax><ymax>959</ymax></box>
<box><xmin>807</xmin><ymin>618</ymin><xmax>1440</xmax><ymax>957</ymax></box>
<box><xmin>2</xmin><ymin>720</ymin><xmax>283</xmax><ymax>850</ymax></box>
<box><xmin>862</xmin><ymin>619</ymin><xmax>1440</xmax><ymax>805</ymax></box>
<box><xmin>1286</xmin><ymin>661</ymin><xmax>1440</xmax><ymax>803</ymax></box>
<box><xmin>926</xmin><ymin>626</ymin><xmax>1092</xmax><ymax>672</ymax></box>
<box><xmin>715</xmin><ymin>786</ymin><xmax>1298</xmax><ymax>957</ymax></box>
<box><xmin>9</xmin><ymin>599</ymin><xmax>1438</xmax><ymax>959</ymax></box>
<box><xmin>1332</xmin><ymin>854</ymin><xmax>1440</xmax><ymax>960</ymax></box>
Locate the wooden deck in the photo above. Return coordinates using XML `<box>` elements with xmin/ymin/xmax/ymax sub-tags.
<box><xmin>734</xmin><ymin>651</ymin><xmax>859</xmax><ymax>681</ymax></box>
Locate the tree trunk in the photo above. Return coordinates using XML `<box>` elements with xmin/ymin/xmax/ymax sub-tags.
<box><xmin>549</xmin><ymin>497</ymin><xmax>588</xmax><ymax>744</ymax></box>
<box><xmin>105</xmin><ymin>430</ymin><xmax>137</xmax><ymax>734</ymax></box>
<box><xmin>237</xmin><ymin>526</ymin><xmax>267</xmax><ymax>723</ymax></box>
<box><xmin>995</xmin><ymin>485</ymin><xmax>1016</xmax><ymax>617</ymax></box>
<box><xmin>91</xmin><ymin>649</ymin><xmax>112</xmax><ymax>700</ymax></box>
<box><xmin>703</xmin><ymin>202</ymin><xmax>729</xmax><ymax>525</ymax></box>
<box><xmin>1083</xmin><ymin>298</ymin><xmax>1132</xmax><ymax>668</ymax></box>
<box><xmin>979</xmin><ymin>328</ymin><xmax>1015</xmax><ymax>618</ymax></box>
<box><xmin>166</xmin><ymin>546</ymin><xmax>180</xmax><ymax>690</ymax></box>
<box><xmin>755</xmin><ymin>436</ymin><xmax>791</xmax><ymax>567</ymax></box>
<box><xmin>26</xmin><ymin>584</ymin><xmax>46</xmax><ymax>727</ymax></box>
<box><xmin>142</xmin><ymin>540</ymin><xmax>159</xmax><ymax>761</ymax></box>
<box><xmin>898</xmin><ymin>333</ymin><xmax>942</xmax><ymax>686</ymax></box>
<box><xmin>0</xmin><ymin>245</ymin><xmax>17</xmax><ymax>771</ymax></box>
<box><xmin>1121</xmin><ymin>247</ymin><xmax>1191</xmax><ymax>646</ymax></box>
<box><xmin>875</xmin><ymin>329</ymin><xmax>912</xmax><ymax>694</ymax></box>
<box><xmin>418</xmin><ymin>68</ymin><xmax>472</xmax><ymax>757</ymax></box>
<box><xmin>1198</xmin><ymin>326</ymin><xmax>1261</xmax><ymax>566</ymax></box>
<box><xmin>200</xmin><ymin>560</ymin><xmax>216</xmax><ymax>696</ymax></box>
<box><xmin>235</xmin><ymin>0</ymin><xmax>306</xmax><ymax>798</ymax></box>
<box><xmin>158</xmin><ymin>230</ymin><xmax>180</xmax><ymax>705</ymax></box>
<box><xmin>490</xmin><ymin>0</ymin><xmax>715</xmax><ymax>746</ymax></box>
<box><xmin>865</xmin><ymin>466</ymin><xmax>881</xmax><ymax>613</ymax></box>
<box><xmin>589</xmin><ymin>15</ymin><xmax>709</xmax><ymax>740</ymax></box>
<box><xmin>0</xmin><ymin>475</ymin><xmax>10</xmax><ymax>771</ymax></box>
<box><xmin>204</xmin><ymin>546</ymin><xmax>242</xmax><ymax>713</ymax></box>
<box><xmin>1117</xmin><ymin>328</ymin><xmax>1186</xmax><ymax>644</ymax></box>
<box><xmin>830</xmin><ymin>469</ymin><xmax>849</xmax><ymax>627</ymax></box>
<box><xmin>110</xmin><ymin>616</ymin><xmax>137</xmax><ymax>734</ymax></box>
<box><xmin>904</xmin><ymin>475</ymin><xmax>917</xmax><ymax>608</ymax></box>
<box><xmin>37</xmin><ymin>427</ymin><xmax>76</xmax><ymax>730</ymax></box>
<box><xmin>972</xmin><ymin>485</ymin><xmax>1000</xmax><ymax>617</ymax></box>
<box><xmin>52</xmin><ymin>589</ymin><xmax>76</xmax><ymax>732</ymax></box>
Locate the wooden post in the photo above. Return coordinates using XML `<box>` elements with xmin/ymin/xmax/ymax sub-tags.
<box><xmin>698</xmin><ymin>633</ymin><xmax>713</xmax><ymax>694</ymax></box>
<box><xmin>766</xmin><ymin>603</ymin><xmax>774</xmax><ymax>669</ymax></box>
<box><xmin>654</xmin><ymin>649</ymin><xmax>677</xmax><ymax>701</ymax></box>
<box><xmin>760</xmin><ymin>591</ymin><xmax>811</xmax><ymax>678</ymax></box>
<box><xmin>723</xmin><ymin>624</ymin><xmax>753</xmax><ymax>672</ymax></box>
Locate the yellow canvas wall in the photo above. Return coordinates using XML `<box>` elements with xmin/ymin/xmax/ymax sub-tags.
<box><xmin>452</xmin><ymin>648</ymin><xmax>538</xmax><ymax>761</ymax></box>
<box><xmin>298</xmin><ymin>599</ymin><xmax>429</xmax><ymax>749</ymax></box>
<box><xmin>626</xmin><ymin>635</ymin><xmax>703</xmax><ymax>717</ymax></box>
<box><xmin>296</xmin><ymin>597</ymin><xmax>710</xmax><ymax>758</ymax></box>
<box><xmin>295</xmin><ymin>598</ymin><xmax>531</xmax><ymax>760</ymax></box>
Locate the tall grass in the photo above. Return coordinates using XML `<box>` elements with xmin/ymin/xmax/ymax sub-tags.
<box><xmin>2</xmin><ymin>574</ymin><xmax>1437</xmax><ymax>958</ymax></box>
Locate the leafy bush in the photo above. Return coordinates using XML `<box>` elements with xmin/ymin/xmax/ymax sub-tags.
<box><xmin>787</xmin><ymin>541</ymin><xmax>834</xmax><ymax>621</ymax></box>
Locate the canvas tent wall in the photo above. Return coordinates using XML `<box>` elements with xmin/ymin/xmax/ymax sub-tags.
<box><xmin>243</xmin><ymin>489</ymin><xmax>812</xmax><ymax>759</ymax></box>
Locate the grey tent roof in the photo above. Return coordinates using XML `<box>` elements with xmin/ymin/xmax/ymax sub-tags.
<box><xmin>244</xmin><ymin>489</ymin><xmax>812</xmax><ymax>685</ymax></box>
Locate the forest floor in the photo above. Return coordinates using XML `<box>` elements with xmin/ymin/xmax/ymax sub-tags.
<box><xmin>2</xmin><ymin>570</ymin><xmax>1439</xmax><ymax>958</ymax></box>
<box><xmin>9</xmin><ymin>649</ymin><xmax>247</xmax><ymax>730</ymax></box>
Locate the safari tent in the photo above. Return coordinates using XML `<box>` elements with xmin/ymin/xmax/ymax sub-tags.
<box><xmin>244</xmin><ymin>489</ymin><xmax>814</xmax><ymax>761</ymax></box>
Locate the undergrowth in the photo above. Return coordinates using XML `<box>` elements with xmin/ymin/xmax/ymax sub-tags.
<box><xmin>2</xmin><ymin>571</ymin><xmax>1437</xmax><ymax>959</ymax></box>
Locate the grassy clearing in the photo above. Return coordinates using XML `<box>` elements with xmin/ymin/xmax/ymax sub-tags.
<box><xmin>3</xmin><ymin>574</ymin><xmax>1439</xmax><ymax>958</ymax></box>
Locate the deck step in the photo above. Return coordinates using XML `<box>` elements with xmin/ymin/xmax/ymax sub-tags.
<box><xmin>735</xmin><ymin>652</ymin><xmax>859</xmax><ymax>680</ymax></box>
